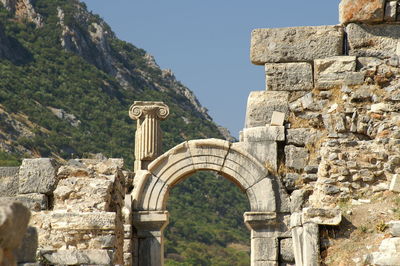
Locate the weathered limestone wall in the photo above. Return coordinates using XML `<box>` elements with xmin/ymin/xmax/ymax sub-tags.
<box><xmin>246</xmin><ymin>0</ymin><xmax>400</xmax><ymax>206</ymax></box>
<box><xmin>242</xmin><ymin>0</ymin><xmax>400</xmax><ymax>264</ymax></box>
<box><xmin>0</xmin><ymin>157</ymin><xmax>131</xmax><ymax>265</ymax></box>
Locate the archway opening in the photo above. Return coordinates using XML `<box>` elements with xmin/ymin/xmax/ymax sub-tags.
<box><xmin>164</xmin><ymin>170</ymin><xmax>250</xmax><ymax>266</ymax></box>
<box><xmin>132</xmin><ymin>139</ymin><xmax>279</xmax><ymax>266</ymax></box>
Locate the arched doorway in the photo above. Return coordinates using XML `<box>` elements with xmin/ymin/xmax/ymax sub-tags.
<box><xmin>131</xmin><ymin>139</ymin><xmax>284</xmax><ymax>266</ymax></box>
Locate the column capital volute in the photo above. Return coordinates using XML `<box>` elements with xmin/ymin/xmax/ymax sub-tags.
<box><xmin>129</xmin><ymin>101</ymin><xmax>170</xmax><ymax>120</ymax></box>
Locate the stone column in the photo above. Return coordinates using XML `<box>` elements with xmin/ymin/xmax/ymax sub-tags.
<box><xmin>290</xmin><ymin>212</ymin><xmax>321</xmax><ymax>266</ymax></box>
<box><xmin>244</xmin><ymin>212</ymin><xmax>279</xmax><ymax>266</ymax></box>
<box><xmin>133</xmin><ymin>211</ymin><xmax>169</xmax><ymax>266</ymax></box>
<box><xmin>129</xmin><ymin>101</ymin><xmax>170</xmax><ymax>172</ymax></box>
<box><xmin>122</xmin><ymin>195</ymin><xmax>133</xmax><ymax>266</ymax></box>
<box><xmin>302</xmin><ymin>222</ymin><xmax>319</xmax><ymax>266</ymax></box>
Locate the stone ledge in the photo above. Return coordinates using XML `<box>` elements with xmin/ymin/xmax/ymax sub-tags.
<box><xmin>302</xmin><ymin>207</ymin><xmax>342</xmax><ymax>225</ymax></box>
<box><xmin>244</xmin><ymin>212</ymin><xmax>277</xmax><ymax>231</ymax></box>
<box><xmin>39</xmin><ymin>249</ymin><xmax>114</xmax><ymax>265</ymax></box>
<box><xmin>31</xmin><ymin>211</ymin><xmax>116</xmax><ymax>230</ymax></box>
<box><xmin>133</xmin><ymin>211</ymin><xmax>169</xmax><ymax>232</ymax></box>
<box><xmin>243</xmin><ymin>126</ymin><xmax>285</xmax><ymax>142</ymax></box>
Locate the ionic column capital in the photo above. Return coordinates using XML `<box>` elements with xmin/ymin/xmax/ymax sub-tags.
<box><xmin>129</xmin><ymin>101</ymin><xmax>169</xmax><ymax>121</ymax></box>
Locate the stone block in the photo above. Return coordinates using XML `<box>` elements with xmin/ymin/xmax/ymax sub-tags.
<box><xmin>347</xmin><ymin>23</ymin><xmax>400</xmax><ymax>59</ymax></box>
<box><xmin>371</xmin><ymin>103</ymin><xmax>390</xmax><ymax>113</ymax></box>
<box><xmin>30</xmin><ymin>211</ymin><xmax>116</xmax><ymax>231</ymax></box>
<box><xmin>14</xmin><ymin>194</ymin><xmax>48</xmax><ymax>211</ymax></box>
<box><xmin>251</xmin><ymin>237</ymin><xmax>278</xmax><ymax>261</ymax></box>
<box><xmin>250</xmin><ymin>25</ymin><xmax>343</xmax><ymax>64</ymax></box>
<box><xmin>366</xmin><ymin>252</ymin><xmax>400</xmax><ymax>266</ymax></box>
<box><xmin>123</xmin><ymin>253</ymin><xmax>133</xmax><ymax>266</ymax></box>
<box><xmin>15</xmin><ymin>226</ymin><xmax>38</xmax><ymax>263</ymax></box>
<box><xmin>29</xmin><ymin>211</ymin><xmax>118</xmax><ymax>251</ymax></box>
<box><xmin>366</xmin><ymin>238</ymin><xmax>400</xmax><ymax>265</ymax></box>
<box><xmin>304</xmin><ymin>165</ymin><xmax>318</xmax><ymax>174</ymax></box>
<box><xmin>286</xmin><ymin>128</ymin><xmax>324</xmax><ymax>147</ymax></box>
<box><xmin>284</xmin><ymin>145</ymin><xmax>308</xmax><ymax>170</ymax></box>
<box><xmin>124</xmin><ymin>224</ymin><xmax>132</xmax><ymax>238</ymax></box>
<box><xmin>302</xmin><ymin>174</ymin><xmax>317</xmax><ymax>183</ymax></box>
<box><xmin>290</xmin><ymin>213</ymin><xmax>302</xmax><ymax>229</ymax></box>
<box><xmin>243</xmin><ymin>126</ymin><xmax>285</xmax><ymax>142</ymax></box>
<box><xmin>314</xmin><ymin>56</ymin><xmax>362</xmax><ymax>89</ymax></box>
<box><xmin>270</xmin><ymin>112</ymin><xmax>285</xmax><ymax>126</ymax></box>
<box><xmin>280</xmin><ymin>238</ymin><xmax>295</xmax><ymax>263</ymax></box>
<box><xmin>18</xmin><ymin>158</ymin><xmax>59</xmax><ymax>195</ymax></box>
<box><xmin>239</xmin><ymin>141</ymin><xmax>278</xmax><ymax>171</ymax></box>
<box><xmin>265</xmin><ymin>63</ymin><xmax>313</xmax><ymax>91</ymax></box>
<box><xmin>379</xmin><ymin>237</ymin><xmax>400</xmax><ymax>252</ymax></box>
<box><xmin>245</xmin><ymin>91</ymin><xmax>289</xmax><ymax>128</ymax></box>
<box><xmin>390</xmin><ymin>174</ymin><xmax>400</xmax><ymax>192</ymax></box>
<box><xmin>94</xmin><ymin>158</ymin><xmax>124</xmax><ymax>175</ymax></box>
<box><xmin>57</xmin><ymin>161</ymin><xmax>92</xmax><ymax>179</ymax></box>
<box><xmin>0</xmin><ymin>201</ymin><xmax>30</xmax><ymax>250</ymax></box>
<box><xmin>321</xmin><ymin>184</ymin><xmax>341</xmax><ymax>195</ymax></box>
<box><xmin>39</xmin><ymin>250</ymin><xmax>114</xmax><ymax>265</ymax></box>
<box><xmin>302</xmin><ymin>207</ymin><xmax>342</xmax><ymax>225</ymax></box>
<box><xmin>357</xmin><ymin>57</ymin><xmax>384</xmax><ymax>71</ymax></box>
<box><xmin>283</xmin><ymin>173</ymin><xmax>300</xmax><ymax>191</ymax></box>
<box><xmin>122</xmin><ymin>239</ymin><xmax>131</xmax><ymax>253</ymax></box>
<box><xmin>288</xmin><ymin>92</ymin><xmax>326</xmax><ymax>113</ymax></box>
<box><xmin>339</xmin><ymin>0</ymin><xmax>385</xmax><ymax>24</ymax></box>
<box><xmin>388</xmin><ymin>221</ymin><xmax>400</xmax><ymax>236</ymax></box>
<box><xmin>53</xmin><ymin>177</ymin><xmax>114</xmax><ymax>212</ymax></box>
<box><xmin>0</xmin><ymin>167</ymin><xmax>19</xmax><ymax>197</ymax></box>
<box><xmin>253</xmin><ymin>262</ymin><xmax>279</xmax><ymax>266</ymax></box>
<box><xmin>245</xmin><ymin>178</ymin><xmax>277</xmax><ymax>212</ymax></box>
<box><xmin>290</xmin><ymin>189</ymin><xmax>311</xmax><ymax>213</ymax></box>
<box><xmin>385</xmin><ymin>1</ymin><xmax>397</xmax><ymax>21</ymax></box>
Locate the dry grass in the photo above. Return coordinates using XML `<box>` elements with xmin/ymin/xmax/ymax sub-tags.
<box><xmin>321</xmin><ymin>191</ymin><xmax>400</xmax><ymax>265</ymax></box>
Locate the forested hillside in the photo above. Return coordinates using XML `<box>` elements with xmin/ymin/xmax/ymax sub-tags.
<box><xmin>0</xmin><ymin>0</ymin><xmax>249</xmax><ymax>264</ymax></box>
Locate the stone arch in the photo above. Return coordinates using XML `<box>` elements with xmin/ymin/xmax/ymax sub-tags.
<box><xmin>132</xmin><ymin>138</ymin><xmax>277</xmax><ymax>213</ymax></box>
<box><xmin>131</xmin><ymin>139</ymin><xmax>285</xmax><ymax>266</ymax></box>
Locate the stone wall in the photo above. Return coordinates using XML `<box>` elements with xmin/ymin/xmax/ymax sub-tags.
<box><xmin>0</xmin><ymin>157</ymin><xmax>130</xmax><ymax>266</ymax></box>
<box><xmin>242</xmin><ymin>0</ymin><xmax>400</xmax><ymax>264</ymax></box>
<box><xmin>245</xmin><ymin>0</ymin><xmax>400</xmax><ymax>206</ymax></box>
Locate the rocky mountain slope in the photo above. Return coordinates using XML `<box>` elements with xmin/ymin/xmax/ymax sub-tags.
<box><xmin>0</xmin><ymin>0</ymin><xmax>220</xmax><ymax>159</ymax></box>
<box><xmin>0</xmin><ymin>0</ymin><xmax>249</xmax><ymax>264</ymax></box>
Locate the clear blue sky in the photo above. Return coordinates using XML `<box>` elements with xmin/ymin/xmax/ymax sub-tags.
<box><xmin>82</xmin><ymin>0</ymin><xmax>340</xmax><ymax>137</ymax></box>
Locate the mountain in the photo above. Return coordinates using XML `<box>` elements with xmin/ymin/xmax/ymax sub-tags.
<box><xmin>0</xmin><ymin>0</ymin><xmax>249</xmax><ymax>264</ymax></box>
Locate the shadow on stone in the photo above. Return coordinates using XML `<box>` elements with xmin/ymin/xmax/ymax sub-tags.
<box><xmin>15</xmin><ymin>226</ymin><xmax>38</xmax><ymax>264</ymax></box>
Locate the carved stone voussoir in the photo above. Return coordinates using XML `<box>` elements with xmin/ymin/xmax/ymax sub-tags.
<box><xmin>129</xmin><ymin>101</ymin><xmax>169</xmax><ymax>121</ymax></box>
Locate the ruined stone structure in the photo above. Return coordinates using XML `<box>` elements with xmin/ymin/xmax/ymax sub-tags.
<box><xmin>0</xmin><ymin>157</ymin><xmax>128</xmax><ymax>265</ymax></box>
<box><xmin>1</xmin><ymin>0</ymin><xmax>400</xmax><ymax>265</ymax></box>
